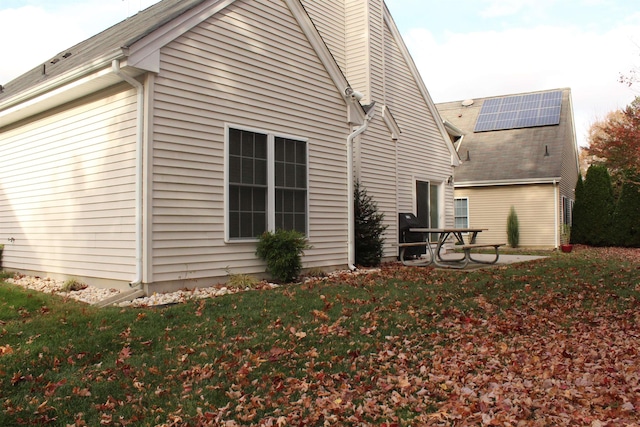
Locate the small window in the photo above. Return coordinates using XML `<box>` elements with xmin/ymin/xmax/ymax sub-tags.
<box><xmin>227</xmin><ymin>127</ymin><xmax>307</xmax><ymax>240</ymax></box>
<box><xmin>562</xmin><ymin>196</ymin><xmax>574</xmax><ymax>225</ymax></box>
<box><xmin>454</xmin><ymin>198</ymin><xmax>469</xmax><ymax>228</ymax></box>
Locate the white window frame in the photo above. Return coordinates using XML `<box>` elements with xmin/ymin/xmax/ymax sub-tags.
<box><xmin>562</xmin><ymin>196</ymin><xmax>574</xmax><ymax>226</ymax></box>
<box><xmin>224</xmin><ymin>124</ymin><xmax>309</xmax><ymax>242</ymax></box>
<box><xmin>454</xmin><ymin>197</ymin><xmax>469</xmax><ymax>229</ymax></box>
<box><xmin>412</xmin><ymin>177</ymin><xmax>446</xmax><ymax>243</ymax></box>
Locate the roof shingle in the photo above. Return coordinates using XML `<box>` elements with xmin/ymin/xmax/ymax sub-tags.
<box><xmin>436</xmin><ymin>88</ymin><xmax>573</xmax><ymax>184</ymax></box>
<box><xmin>0</xmin><ymin>0</ymin><xmax>206</xmax><ymax>101</ymax></box>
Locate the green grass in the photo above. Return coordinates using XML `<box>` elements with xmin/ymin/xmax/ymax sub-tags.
<box><xmin>0</xmin><ymin>283</ymin><xmax>52</xmax><ymax>322</ymax></box>
<box><xmin>0</xmin><ymin>246</ymin><xmax>638</xmax><ymax>425</ymax></box>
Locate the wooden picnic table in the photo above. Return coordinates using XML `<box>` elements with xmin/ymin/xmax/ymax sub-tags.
<box><xmin>399</xmin><ymin>227</ymin><xmax>504</xmax><ymax>268</ymax></box>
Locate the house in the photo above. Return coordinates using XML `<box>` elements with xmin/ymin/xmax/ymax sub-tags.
<box><xmin>436</xmin><ymin>88</ymin><xmax>580</xmax><ymax>249</ymax></box>
<box><xmin>0</xmin><ymin>0</ymin><xmax>458</xmax><ymax>293</ymax></box>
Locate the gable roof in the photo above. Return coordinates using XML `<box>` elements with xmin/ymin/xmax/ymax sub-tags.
<box><xmin>436</xmin><ymin>88</ymin><xmax>575</xmax><ymax>185</ymax></box>
<box><xmin>1</xmin><ymin>0</ymin><xmax>363</xmax><ymax>127</ymax></box>
<box><xmin>0</xmin><ymin>0</ymin><xmax>206</xmax><ymax>102</ymax></box>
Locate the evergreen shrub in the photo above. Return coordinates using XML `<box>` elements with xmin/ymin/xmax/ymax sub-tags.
<box><xmin>580</xmin><ymin>165</ymin><xmax>615</xmax><ymax>246</ymax></box>
<box><xmin>506</xmin><ymin>206</ymin><xmax>519</xmax><ymax>248</ymax></box>
<box><xmin>256</xmin><ymin>229</ymin><xmax>309</xmax><ymax>283</ymax></box>
<box><xmin>611</xmin><ymin>173</ymin><xmax>640</xmax><ymax>247</ymax></box>
<box><xmin>354</xmin><ymin>181</ymin><xmax>388</xmax><ymax>267</ymax></box>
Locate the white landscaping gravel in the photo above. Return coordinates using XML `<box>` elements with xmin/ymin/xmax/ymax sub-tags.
<box><xmin>6</xmin><ymin>275</ymin><xmax>121</xmax><ymax>305</ymax></box>
<box><xmin>4</xmin><ymin>268</ymin><xmax>377</xmax><ymax>308</ymax></box>
<box><xmin>4</xmin><ymin>274</ymin><xmax>277</xmax><ymax>307</ymax></box>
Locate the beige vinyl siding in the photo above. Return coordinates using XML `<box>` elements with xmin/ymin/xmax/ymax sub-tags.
<box><xmin>367</xmin><ymin>0</ymin><xmax>385</xmax><ymax>103</ymax></box>
<box><xmin>356</xmin><ymin>118</ymin><xmax>398</xmax><ymax>256</ymax></box>
<box><xmin>312</xmin><ymin>0</ymin><xmax>455</xmax><ymax>257</ymax></box>
<box><xmin>150</xmin><ymin>0</ymin><xmax>349</xmax><ymax>284</ymax></box>
<box><xmin>382</xmin><ymin>20</ymin><xmax>454</xmax><ymax>223</ymax></box>
<box><xmin>0</xmin><ymin>85</ymin><xmax>137</xmax><ymax>281</ymax></box>
<box><xmin>455</xmin><ymin>184</ymin><xmax>557</xmax><ymax>248</ymax></box>
<box><xmin>300</xmin><ymin>0</ymin><xmax>346</xmax><ymax>71</ymax></box>
<box><xmin>345</xmin><ymin>0</ymin><xmax>369</xmax><ymax>99</ymax></box>
<box><xmin>304</xmin><ymin>0</ymin><xmax>381</xmax><ymax>102</ymax></box>
<box><xmin>348</xmin><ymin>0</ymin><xmax>455</xmax><ymax>257</ymax></box>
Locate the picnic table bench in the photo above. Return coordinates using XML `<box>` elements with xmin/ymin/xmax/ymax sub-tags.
<box><xmin>400</xmin><ymin>227</ymin><xmax>505</xmax><ymax>269</ymax></box>
<box><xmin>458</xmin><ymin>242</ymin><xmax>506</xmax><ymax>267</ymax></box>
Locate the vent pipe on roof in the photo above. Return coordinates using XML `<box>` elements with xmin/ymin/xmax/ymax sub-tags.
<box><xmin>544</xmin><ymin>145</ymin><xmax>550</xmax><ymax>157</ymax></box>
<box><xmin>466</xmin><ymin>150</ymin><xmax>471</xmax><ymax>161</ymax></box>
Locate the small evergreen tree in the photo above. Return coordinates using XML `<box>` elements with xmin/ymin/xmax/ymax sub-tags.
<box><xmin>611</xmin><ymin>172</ymin><xmax>640</xmax><ymax>247</ymax></box>
<box><xmin>506</xmin><ymin>206</ymin><xmax>519</xmax><ymax>248</ymax></box>
<box><xmin>581</xmin><ymin>165</ymin><xmax>615</xmax><ymax>246</ymax></box>
<box><xmin>354</xmin><ymin>181</ymin><xmax>388</xmax><ymax>267</ymax></box>
<box><xmin>570</xmin><ymin>173</ymin><xmax>587</xmax><ymax>244</ymax></box>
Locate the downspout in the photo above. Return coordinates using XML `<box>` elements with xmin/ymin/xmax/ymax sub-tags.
<box><xmin>112</xmin><ymin>60</ymin><xmax>144</xmax><ymax>287</ymax></box>
<box><xmin>347</xmin><ymin>105</ymin><xmax>376</xmax><ymax>270</ymax></box>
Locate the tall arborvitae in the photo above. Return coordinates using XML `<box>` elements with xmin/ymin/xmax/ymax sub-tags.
<box><xmin>354</xmin><ymin>180</ymin><xmax>388</xmax><ymax>267</ymax></box>
<box><xmin>581</xmin><ymin>165</ymin><xmax>615</xmax><ymax>246</ymax></box>
<box><xmin>611</xmin><ymin>172</ymin><xmax>640</xmax><ymax>247</ymax></box>
<box><xmin>570</xmin><ymin>173</ymin><xmax>587</xmax><ymax>244</ymax></box>
<box><xmin>506</xmin><ymin>206</ymin><xmax>519</xmax><ymax>248</ymax></box>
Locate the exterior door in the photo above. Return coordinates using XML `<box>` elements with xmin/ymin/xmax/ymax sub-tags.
<box><xmin>416</xmin><ymin>181</ymin><xmax>439</xmax><ymax>241</ymax></box>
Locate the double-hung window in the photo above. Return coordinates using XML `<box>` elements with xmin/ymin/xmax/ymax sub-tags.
<box><xmin>562</xmin><ymin>196</ymin><xmax>574</xmax><ymax>225</ymax></box>
<box><xmin>227</xmin><ymin>127</ymin><xmax>307</xmax><ymax>240</ymax></box>
<box><xmin>454</xmin><ymin>197</ymin><xmax>469</xmax><ymax>229</ymax></box>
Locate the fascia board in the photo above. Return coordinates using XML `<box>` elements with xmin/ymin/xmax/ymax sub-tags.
<box><xmin>0</xmin><ymin>48</ymin><xmax>124</xmax><ymax>113</ymax></box>
<box><xmin>455</xmin><ymin>177</ymin><xmax>562</xmax><ymax>187</ymax></box>
<box><xmin>443</xmin><ymin>120</ymin><xmax>464</xmax><ymax>137</ymax></box>
<box><xmin>566</xmin><ymin>90</ymin><xmax>581</xmax><ymax>174</ymax></box>
<box><xmin>382</xmin><ymin>105</ymin><xmax>401</xmax><ymax>140</ymax></box>
<box><xmin>127</xmin><ymin>0</ymin><xmax>236</xmax><ymax>71</ymax></box>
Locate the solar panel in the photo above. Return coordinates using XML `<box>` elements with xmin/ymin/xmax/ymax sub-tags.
<box><xmin>474</xmin><ymin>90</ymin><xmax>562</xmax><ymax>132</ymax></box>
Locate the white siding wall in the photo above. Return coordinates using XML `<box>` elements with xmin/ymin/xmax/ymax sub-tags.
<box><xmin>455</xmin><ymin>184</ymin><xmax>557</xmax><ymax>248</ymax></box>
<box><xmin>382</xmin><ymin>20</ymin><xmax>455</xmax><ymax>226</ymax></box>
<box><xmin>300</xmin><ymin>0</ymin><xmax>346</xmax><ymax>72</ymax></box>
<box><xmin>304</xmin><ymin>0</ymin><xmax>456</xmax><ymax>259</ymax></box>
<box><xmin>0</xmin><ymin>85</ymin><xmax>137</xmax><ymax>282</ymax></box>
<box><xmin>150</xmin><ymin>0</ymin><xmax>350</xmax><ymax>286</ymax></box>
<box><xmin>356</xmin><ymin>119</ymin><xmax>398</xmax><ymax>257</ymax></box>
<box><xmin>345</xmin><ymin>0</ymin><xmax>370</xmax><ymax>100</ymax></box>
<box><xmin>367</xmin><ymin>0</ymin><xmax>384</xmax><ymax>102</ymax></box>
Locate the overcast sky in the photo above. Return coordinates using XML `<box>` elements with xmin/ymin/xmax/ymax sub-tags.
<box><xmin>1</xmin><ymin>0</ymin><xmax>638</xmax><ymax>148</ymax></box>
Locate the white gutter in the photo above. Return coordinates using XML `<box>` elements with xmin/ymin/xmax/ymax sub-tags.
<box><xmin>455</xmin><ymin>177</ymin><xmax>562</xmax><ymax>187</ymax></box>
<box><xmin>112</xmin><ymin>60</ymin><xmax>144</xmax><ymax>287</ymax></box>
<box><xmin>0</xmin><ymin>49</ymin><xmax>124</xmax><ymax>111</ymax></box>
<box><xmin>347</xmin><ymin>104</ymin><xmax>376</xmax><ymax>270</ymax></box>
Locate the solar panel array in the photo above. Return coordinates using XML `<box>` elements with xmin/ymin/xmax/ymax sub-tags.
<box><xmin>474</xmin><ymin>90</ymin><xmax>563</xmax><ymax>132</ymax></box>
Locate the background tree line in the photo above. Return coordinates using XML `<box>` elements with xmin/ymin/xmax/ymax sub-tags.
<box><xmin>572</xmin><ymin>96</ymin><xmax>640</xmax><ymax>247</ymax></box>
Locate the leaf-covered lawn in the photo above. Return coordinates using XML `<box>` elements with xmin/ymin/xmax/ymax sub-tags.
<box><xmin>1</xmin><ymin>246</ymin><xmax>639</xmax><ymax>426</ymax></box>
